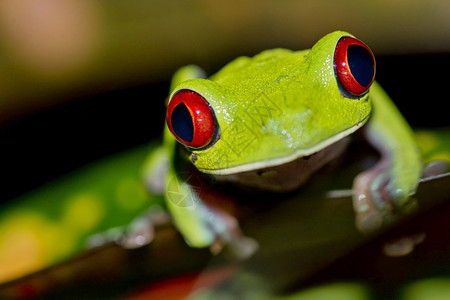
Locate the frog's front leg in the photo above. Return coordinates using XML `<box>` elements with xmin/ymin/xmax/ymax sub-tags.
<box><xmin>165</xmin><ymin>168</ymin><xmax>258</xmax><ymax>258</ymax></box>
<box><xmin>352</xmin><ymin>82</ymin><xmax>422</xmax><ymax>233</ymax></box>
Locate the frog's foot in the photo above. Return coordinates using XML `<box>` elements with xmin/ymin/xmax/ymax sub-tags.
<box><xmin>86</xmin><ymin>207</ymin><xmax>170</xmax><ymax>250</ymax></box>
<box><xmin>352</xmin><ymin>162</ymin><xmax>416</xmax><ymax>234</ymax></box>
<box><xmin>378</xmin><ymin>160</ymin><xmax>448</xmax><ymax>256</ymax></box>
<box><xmin>354</xmin><ymin>159</ymin><xmax>446</xmax><ymax>255</ymax></box>
<box><xmin>352</xmin><ymin>159</ymin><xmax>448</xmax><ymax>234</ymax></box>
<box><xmin>178</xmin><ymin>201</ymin><xmax>259</xmax><ymax>259</ymax></box>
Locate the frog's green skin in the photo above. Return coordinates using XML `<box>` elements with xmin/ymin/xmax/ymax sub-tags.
<box><xmin>146</xmin><ymin>31</ymin><xmax>423</xmax><ymax>247</ymax></box>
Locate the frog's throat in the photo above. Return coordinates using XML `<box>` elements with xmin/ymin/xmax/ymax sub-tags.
<box><xmin>199</xmin><ymin>116</ymin><xmax>369</xmax><ymax>176</ymax></box>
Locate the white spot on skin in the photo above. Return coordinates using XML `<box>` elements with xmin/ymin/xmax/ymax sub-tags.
<box><xmin>134</xmin><ymin>235</ymin><xmax>147</xmax><ymax>246</ymax></box>
<box><xmin>356</xmin><ymin>194</ymin><xmax>370</xmax><ymax>213</ymax></box>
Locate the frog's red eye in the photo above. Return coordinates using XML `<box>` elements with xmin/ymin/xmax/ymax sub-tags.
<box><xmin>334</xmin><ymin>36</ymin><xmax>376</xmax><ymax>97</ymax></box>
<box><xmin>166</xmin><ymin>90</ymin><xmax>217</xmax><ymax>149</ymax></box>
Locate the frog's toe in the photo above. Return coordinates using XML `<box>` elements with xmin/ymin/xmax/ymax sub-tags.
<box><xmin>352</xmin><ymin>166</ymin><xmax>412</xmax><ymax>234</ymax></box>
<box><xmin>119</xmin><ymin>208</ymin><xmax>171</xmax><ymax>249</ymax></box>
<box><xmin>354</xmin><ymin>207</ymin><xmax>383</xmax><ymax>234</ymax></box>
<box><xmin>227</xmin><ymin>236</ymin><xmax>259</xmax><ymax>259</ymax></box>
<box><xmin>382</xmin><ymin>232</ymin><xmax>426</xmax><ymax>257</ymax></box>
<box><xmin>209</xmin><ymin>230</ymin><xmax>259</xmax><ymax>259</ymax></box>
<box><xmin>119</xmin><ymin>216</ymin><xmax>155</xmax><ymax>249</ymax></box>
<box><xmin>207</xmin><ymin>211</ymin><xmax>259</xmax><ymax>258</ymax></box>
<box><xmin>353</xmin><ymin>168</ymin><xmax>386</xmax><ymax>233</ymax></box>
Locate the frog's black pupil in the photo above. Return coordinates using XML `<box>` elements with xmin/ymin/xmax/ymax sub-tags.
<box><xmin>348</xmin><ymin>44</ymin><xmax>374</xmax><ymax>87</ymax></box>
<box><xmin>171</xmin><ymin>103</ymin><xmax>193</xmax><ymax>142</ymax></box>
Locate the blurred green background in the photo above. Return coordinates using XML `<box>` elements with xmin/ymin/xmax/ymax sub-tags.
<box><xmin>1</xmin><ymin>0</ymin><xmax>449</xmax><ymax>201</ymax></box>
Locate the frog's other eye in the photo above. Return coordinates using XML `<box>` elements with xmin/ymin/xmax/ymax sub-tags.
<box><xmin>334</xmin><ymin>36</ymin><xmax>376</xmax><ymax>97</ymax></box>
<box><xmin>166</xmin><ymin>90</ymin><xmax>217</xmax><ymax>149</ymax></box>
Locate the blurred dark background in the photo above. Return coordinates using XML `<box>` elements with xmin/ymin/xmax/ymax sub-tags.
<box><xmin>1</xmin><ymin>0</ymin><xmax>449</xmax><ymax>202</ymax></box>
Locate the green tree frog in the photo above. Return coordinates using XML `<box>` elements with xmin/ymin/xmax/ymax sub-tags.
<box><xmin>143</xmin><ymin>31</ymin><xmax>422</xmax><ymax>253</ymax></box>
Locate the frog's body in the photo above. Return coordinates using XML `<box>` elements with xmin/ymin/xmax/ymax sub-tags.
<box><xmin>144</xmin><ymin>31</ymin><xmax>423</xmax><ymax>249</ymax></box>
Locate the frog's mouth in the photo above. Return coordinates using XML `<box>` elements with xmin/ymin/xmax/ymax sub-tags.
<box><xmin>200</xmin><ymin>117</ymin><xmax>368</xmax><ymax>177</ymax></box>
<box><xmin>211</xmin><ymin>135</ymin><xmax>352</xmax><ymax>191</ymax></box>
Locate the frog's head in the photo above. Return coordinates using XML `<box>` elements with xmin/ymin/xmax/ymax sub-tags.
<box><xmin>166</xmin><ymin>31</ymin><xmax>375</xmax><ymax>175</ymax></box>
